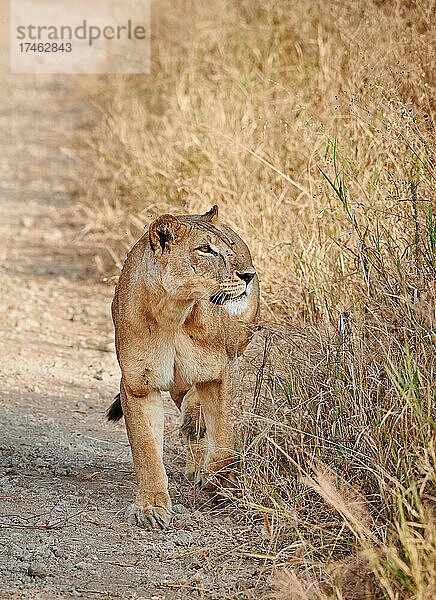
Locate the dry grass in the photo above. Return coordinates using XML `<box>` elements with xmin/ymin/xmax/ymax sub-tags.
<box><xmin>79</xmin><ymin>0</ymin><xmax>435</xmax><ymax>598</ymax></box>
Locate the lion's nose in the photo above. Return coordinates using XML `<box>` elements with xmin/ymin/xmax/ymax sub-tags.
<box><xmin>236</xmin><ymin>271</ymin><xmax>256</xmax><ymax>285</ymax></box>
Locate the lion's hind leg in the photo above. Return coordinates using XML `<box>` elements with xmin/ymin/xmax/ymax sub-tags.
<box><xmin>177</xmin><ymin>386</ymin><xmax>206</xmax><ymax>480</ymax></box>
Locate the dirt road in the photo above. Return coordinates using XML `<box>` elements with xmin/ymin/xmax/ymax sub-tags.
<box><xmin>0</xmin><ymin>69</ymin><xmax>266</xmax><ymax>599</ymax></box>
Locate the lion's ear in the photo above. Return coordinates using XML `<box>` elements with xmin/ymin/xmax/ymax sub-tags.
<box><xmin>149</xmin><ymin>214</ymin><xmax>186</xmax><ymax>257</ymax></box>
<box><xmin>199</xmin><ymin>205</ymin><xmax>218</xmax><ymax>225</ymax></box>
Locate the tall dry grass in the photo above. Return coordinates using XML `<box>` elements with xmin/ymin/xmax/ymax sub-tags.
<box><xmin>79</xmin><ymin>1</ymin><xmax>435</xmax><ymax>598</ymax></box>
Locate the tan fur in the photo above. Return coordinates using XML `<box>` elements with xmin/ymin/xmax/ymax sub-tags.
<box><xmin>111</xmin><ymin>205</ymin><xmax>259</xmax><ymax>528</ymax></box>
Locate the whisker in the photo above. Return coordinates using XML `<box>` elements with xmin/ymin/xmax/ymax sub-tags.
<box><xmin>220</xmin><ymin>292</ymin><xmax>226</xmax><ymax>327</ymax></box>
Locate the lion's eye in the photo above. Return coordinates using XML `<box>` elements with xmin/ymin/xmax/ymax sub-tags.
<box><xmin>196</xmin><ymin>245</ymin><xmax>212</xmax><ymax>253</ymax></box>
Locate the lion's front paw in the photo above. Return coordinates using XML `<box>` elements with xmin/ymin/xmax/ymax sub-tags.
<box><xmin>125</xmin><ymin>503</ymin><xmax>172</xmax><ymax>529</ymax></box>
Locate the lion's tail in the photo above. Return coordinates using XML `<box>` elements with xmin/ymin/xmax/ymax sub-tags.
<box><xmin>107</xmin><ymin>393</ymin><xmax>123</xmax><ymax>422</ymax></box>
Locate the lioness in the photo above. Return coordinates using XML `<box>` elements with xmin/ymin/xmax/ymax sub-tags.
<box><xmin>107</xmin><ymin>205</ymin><xmax>259</xmax><ymax>528</ymax></box>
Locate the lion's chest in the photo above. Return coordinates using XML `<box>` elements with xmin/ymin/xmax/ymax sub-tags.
<box><xmin>172</xmin><ymin>330</ymin><xmax>227</xmax><ymax>388</ymax></box>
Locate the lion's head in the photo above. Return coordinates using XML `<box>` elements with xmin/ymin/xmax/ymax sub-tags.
<box><xmin>148</xmin><ymin>205</ymin><xmax>257</xmax><ymax>315</ymax></box>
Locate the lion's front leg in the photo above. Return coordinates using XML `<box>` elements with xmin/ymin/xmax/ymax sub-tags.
<box><xmin>120</xmin><ymin>381</ymin><xmax>172</xmax><ymax>529</ymax></box>
<box><xmin>195</xmin><ymin>378</ymin><xmax>237</xmax><ymax>493</ymax></box>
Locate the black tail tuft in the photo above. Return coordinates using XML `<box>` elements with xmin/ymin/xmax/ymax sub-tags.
<box><xmin>107</xmin><ymin>393</ymin><xmax>123</xmax><ymax>422</ymax></box>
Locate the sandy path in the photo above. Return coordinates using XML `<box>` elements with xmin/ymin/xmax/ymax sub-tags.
<box><xmin>0</xmin><ymin>66</ymin><xmax>265</xmax><ymax>600</ymax></box>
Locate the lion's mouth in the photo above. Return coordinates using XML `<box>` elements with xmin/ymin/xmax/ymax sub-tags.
<box><xmin>210</xmin><ymin>290</ymin><xmax>247</xmax><ymax>305</ymax></box>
